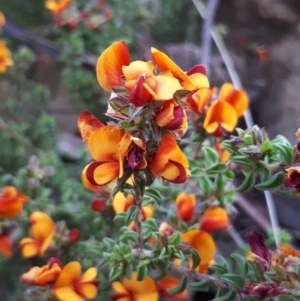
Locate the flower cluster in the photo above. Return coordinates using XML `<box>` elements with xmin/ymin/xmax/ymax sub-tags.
<box><xmin>0</xmin><ymin>11</ymin><xmax>14</xmax><ymax>73</ymax></box>
<box><xmin>80</xmin><ymin>40</ymin><xmax>212</xmax><ymax>189</ymax></box>
<box><xmin>0</xmin><ymin>186</ymin><xmax>29</xmax><ymax>257</ymax></box>
<box><xmin>46</xmin><ymin>0</ymin><xmax>112</xmax><ymax>30</ymax></box>
<box><xmin>284</xmin><ymin>128</ymin><xmax>300</xmax><ymax>195</ymax></box>
<box><xmin>21</xmin><ymin>257</ymin><xmax>100</xmax><ymax>301</ymax></box>
<box><xmin>19</xmin><ymin>211</ymin><xmax>80</xmax><ymax>258</ymax></box>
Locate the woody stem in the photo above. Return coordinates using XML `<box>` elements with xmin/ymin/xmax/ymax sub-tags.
<box><xmin>133</xmin><ymin>184</ymin><xmax>144</xmax><ymax>251</ymax></box>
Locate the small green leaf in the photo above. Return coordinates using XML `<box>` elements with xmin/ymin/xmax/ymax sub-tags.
<box><xmin>230</xmin><ymin>155</ymin><xmax>254</xmax><ymax>168</ymax></box>
<box><xmin>142</xmin><ymin>218</ymin><xmax>158</xmax><ymax>232</ymax></box>
<box><xmin>277</xmin><ymin>295</ymin><xmax>292</xmax><ymax>301</ymax></box>
<box><xmin>98</xmin><ymin>257</ymin><xmax>110</xmax><ymax>269</ymax></box>
<box><xmin>119</xmin><ymin>231</ymin><xmax>138</xmax><ymax>243</ymax></box>
<box><xmin>144</xmin><ymin>188</ymin><xmax>163</xmax><ymax>205</ymax></box>
<box><xmin>188</xmin><ymin>278</ymin><xmax>209</xmax><ymax>291</ymax></box>
<box><xmin>125</xmin><ymin>205</ymin><xmax>139</xmax><ymax>226</ymax></box>
<box><xmin>201</xmin><ymin>146</ymin><xmax>218</xmax><ymax>165</ymax></box>
<box><xmin>199</xmin><ymin>176</ymin><xmax>213</xmax><ymax>196</ymax></box>
<box><xmin>137</xmin><ymin>265</ymin><xmax>149</xmax><ymax>281</ymax></box>
<box><xmin>255</xmin><ymin>172</ymin><xmax>284</xmax><ymax>190</ymax></box>
<box><xmin>113</xmin><ymin>212</ymin><xmax>127</xmax><ymax>224</ymax></box>
<box><xmin>213</xmin><ymin>290</ymin><xmax>236</xmax><ymax>301</ymax></box>
<box><xmin>190</xmin><ymin>248</ymin><xmax>201</xmax><ymax>270</ymax></box>
<box><xmin>169</xmin><ymin>231</ymin><xmax>181</xmax><ymax>245</ymax></box>
<box><xmin>210</xmin><ymin>264</ymin><xmax>228</xmax><ymax>275</ymax></box>
<box><xmin>214</xmin><ymin>173</ymin><xmax>224</xmax><ymax>193</ymax></box>
<box><xmin>109</xmin><ymin>264</ymin><xmax>122</xmax><ymax>281</ymax></box>
<box><xmin>206</xmin><ymin>163</ymin><xmax>228</xmax><ymax>174</ymax></box>
<box><xmin>236</xmin><ymin>172</ymin><xmax>255</xmax><ymax>192</ymax></box>
<box><xmin>167</xmin><ymin>276</ymin><xmax>187</xmax><ymax>295</ymax></box>
<box><xmin>125</xmin><ymin>263</ymin><xmax>133</xmax><ymax>279</ymax></box>
<box><xmin>221</xmin><ymin>273</ymin><xmax>245</xmax><ymax>290</ymax></box>
<box><xmin>231</xmin><ymin>253</ymin><xmax>248</xmax><ymax>278</ymax></box>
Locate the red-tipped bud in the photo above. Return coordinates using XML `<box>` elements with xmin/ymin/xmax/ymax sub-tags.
<box><xmin>48</xmin><ymin>257</ymin><xmax>63</xmax><ymax>269</ymax></box>
<box><xmin>91</xmin><ymin>199</ymin><xmax>106</xmax><ymax>212</ymax></box>
<box><xmin>69</xmin><ymin>229</ymin><xmax>80</xmax><ymax>243</ymax></box>
<box><xmin>186</xmin><ymin>64</ymin><xmax>207</xmax><ymax>76</ymax></box>
<box><xmin>128</xmin><ymin>75</ymin><xmax>153</xmax><ymax>107</ymax></box>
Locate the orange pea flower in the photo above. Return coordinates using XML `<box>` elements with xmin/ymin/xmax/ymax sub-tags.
<box><xmin>0</xmin><ymin>234</ymin><xmax>12</xmax><ymax>257</ymax></box>
<box><xmin>215</xmin><ymin>142</ymin><xmax>230</xmax><ymax>163</ymax></box>
<box><xmin>155</xmin><ymin>99</ymin><xmax>187</xmax><ymax>137</ymax></box>
<box><xmin>0</xmin><ymin>40</ymin><xmax>13</xmax><ymax>73</ymax></box>
<box><xmin>181</xmin><ymin>230</ymin><xmax>216</xmax><ymax>273</ymax></box>
<box><xmin>150</xmin><ymin>134</ymin><xmax>189</xmax><ymax>183</ymax></box>
<box><xmin>45</xmin><ymin>0</ymin><xmax>71</xmax><ymax>15</ymax></box>
<box><xmin>219</xmin><ymin>83</ymin><xmax>249</xmax><ymax>118</ymax></box>
<box><xmin>82</xmin><ymin>125</ymin><xmax>125</xmax><ymax>186</ymax></box>
<box><xmin>296</xmin><ymin>128</ymin><xmax>300</xmax><ymax>139</ymax></box>
<box><xmin>151</xmin><ymin>48</ymin><xmax>209</xmax><ymax>91</ymax></box>
<box><xmin>19</xmin><ymin>212</ymin><xmax>55</xmax><ymax>258</ymax></box>
<box><xmin>203</xmin><ymin>100</ymin><xmax>237</xmax><ymax>136</ymax></box>
<box><xmin>113</xmin><ymin>192</ymin><xmax>153</xmax><ymax>229</ymax></box>
<box><xmin>53</xmin><ymin>261</ymin><xmax>100</xmax><ymax>301</ymax></box>
<box><xmin>175</xmin><ymin>193</ymin><xmax>196</xmax><ymax>222</ymax></box>
<box><xmin>97</xmin><ymin>41</ymin><xmax>183</xmax><ymax>105</ymax></box>
<box><xmin>78</xmin><ymin>111</ymin><xmax>104</xmax><ymax>143</ymax></box>
<box><xmin>157</xmin><ymin>276</ymin><xmax>188</xmax><ymax>300</ymax></box>
<box><xmin>186</xmin><ymin>88</ymin><xmax>212</xmax><ymax>114</ymax></box>
<box><xmin>285</xmin><ymin>166</ymin><xmax>300</xmax><ymax>196</ymax></box>
<box><xmin>0</xmin><ymin>186</ymin><xmax>29</xmax><ymax>219</ymax></box>
<box><xmin>112</xmin><ymin>271</ymin><xmax>158</xmax><ymax>301</ymax></box>
<box><xmin>200</xmin><ymin>207</ymin><xmax>229</xmax><ymax>232</ymax></box>
<box><xmin>0</xmin><ymin>11</ymin><xmax>5</xmax><ymax>27</ymax></box>
<box><xmin>203</xmin><ymin>83</ymin><xmax>249</xmax><ymax>136</ymax></box>
<box><xmin>21</xmin><ymin>257</ymin><xmax>62</xmax><ymax>286</ymax></box>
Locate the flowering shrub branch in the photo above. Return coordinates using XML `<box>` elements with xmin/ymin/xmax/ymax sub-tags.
<box><xmin>1</xmin><ymin>4</ymin><xmax>300</xmax><ymax>301</ymax></box>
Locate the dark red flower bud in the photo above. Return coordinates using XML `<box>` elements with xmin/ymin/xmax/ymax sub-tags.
<box><xmin>48</xmin><ymin>257</ymin><xmax>63</xmax><ymax>268</ymax></box>
<box><xmin>186</xmin><ymin>64</ymin><xmax>207</xmax><ymax>76</ymax></box>
<box><xmin>248</xmin><ymin>231</ymin><xmax>271</xmax><ymax>270</ymax></box>
<box><xmin>91</xmin><ymin>199</ymin><xmax>106</xmax><ymax>212</ymax></box>
<box><xmin>128</xmin><ymin>146</ymin><xmax>144</xmax><ymax>170</ymax></box>
<box><xmin>128</xmin><ymin>75</ymin><xmax>152</xmax><ymax>107</ymax></box>
<box><xmin>69</xmin><ymin>229</ymin><xmax>80</xmax><ymax>243</ymax></box>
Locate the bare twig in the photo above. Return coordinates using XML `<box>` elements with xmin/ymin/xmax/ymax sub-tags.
<box><xmin>192</xmin><ymin>0</ymin><xmax>280</xmax><ymax>245</ymax></box>
<box><xmin>200</xmin><ymin>0</ymin><xmax>221</xmax><ymax>76</ymax></box>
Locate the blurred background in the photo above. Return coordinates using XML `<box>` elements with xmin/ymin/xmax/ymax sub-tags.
<box><xmin>1</xmin><ymin>0</ymin><xmax>300</xmax><ymax>300</ymax></box>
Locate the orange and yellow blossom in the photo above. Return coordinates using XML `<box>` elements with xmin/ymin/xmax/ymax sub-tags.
<box><xmin>181</xmin><ymin>230</ymin><xmax>216</xmax><ymax>273</ymax></box>
<box><xmin>175</xmin><ymin>193</ymin><xmax>196</xmax><ymax>222</ymax></box>
<box><xmin>113</xmin><ymin>192</ymin><xmax>153</xmax><ymax>229</ymax></box>
<box><xmin>157</xmin><ymin>276</ymin><xmax>188</xmax><ymax>300</ymax></box>
<box><xmin>215</xmin><ymin>142</ymin><xmax>230</xmax><ymax>163</ymax></box>
<box><xmin>155</xmin><ymin>99</ymin><xmax>187</xmax><ymax>137</ymax></box>
<box><xmin>83</xmin><ymin>126</ymin><xmax>148</xmax><ymax>186</ymax></box>
<box><xmin>112</xmin><ymin>271</ymin><xmax>158</xmax><ymax>301</ymax></box>
<box><xmin>97</xmin><ymin>41</ymin><xmax>182</xmax><ymax>105</ymax></box>
<box><xmin>53</xmin><ymin>261</ymin><xmax>100</xmax><ymax>301</ymax></box>
<box><xmin>78</xmin><ymin>111</ymin><xmax>104</xmax><ymax>143</ymax></box>
<box><xmin>21</xmin><ymin>257</ymin><xmax>62</xmax><ymax>286</ymax></box>
<box><xmin>19</xmin><ymin>212</ymin><xmax>55</xmax><ymax>258</ymax></box>
<box><xmin>0</xmin><ymin>40</ymin><xmax>13</xmax><ymax>73</ymax></box>
<box><xmin>150</xmin><ymin>134</ymin><xmax>189</xmax><ymax>184</ymax></box>
<box><xmin>200</xmin><ymin>207</ymin><xmax>229</xmax><ymax>232</ymax></box>
<box><xmin>0</xmin><ymin>234</ymin><xmax>12</xmax><ymax>257</ymax></box>
<box><xmin>0</xmin><ymin>11</ymin><xmax>5</xmax><ymax>27</ymax></box>
<box><xmin>82</xmin><ymin>125</ymin><xmax>125</xmax><ymax>186</ymax></box>
<box><xmin>45</xmin><ymin>0</ymin><xmax>71</xmax><ymax>15</ymax></box>
<box><xmin>203</xmin><ymin>83</ymin><xmax>249</xmax><ymax>136</ymax></box>
<box><xmin>186</xmin><ymin>88</ymin><xmax>212</xmax><ymax>114</ymax></box>
<box><xmin>151</xmin><ymin>48</ymin><xmax>209</xmax><ymax>91</ymax></box>
<box><xmin>0</xmin><ymin>186</ymin><xmax>29</xmax><ymax>219</ymax></box>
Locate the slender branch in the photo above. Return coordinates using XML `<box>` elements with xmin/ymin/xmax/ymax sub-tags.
<box><xmin>200</xmin><ymin>0</ymin><xmax>221</xmax><ymax>76</ymax></box>
<box><xmin>192</xmin><ymin>0</ymin><xmax>281</xmax><ymax>245</ymax></box>
<box><xmin>133</xmin><ymin>184</ymin><xmax>144</xmax><ymax>250</ymax></box>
